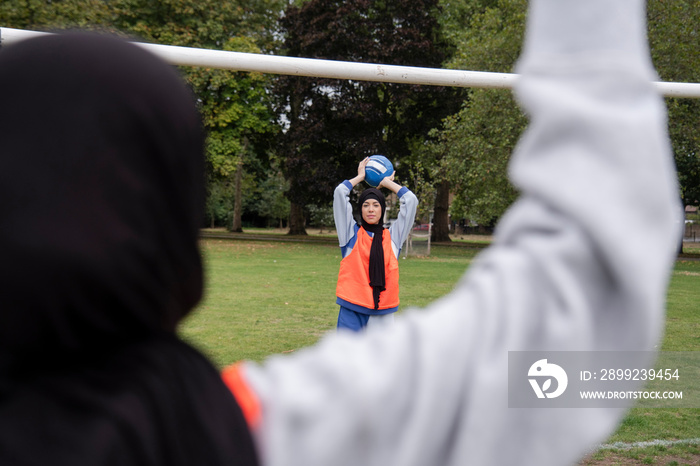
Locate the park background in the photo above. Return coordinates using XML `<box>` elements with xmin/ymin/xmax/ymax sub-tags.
<box><xmin>2</xmin><ymin>1</ymin><xmax>699</xmax><ymax>464</ymax></box>
<box><xmin>2</xmin><ymin>0</ymin><xmax>698</xmax><ymax>241</ymax></box>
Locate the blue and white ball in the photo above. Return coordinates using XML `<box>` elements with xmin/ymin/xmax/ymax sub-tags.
<box><xmin>364</xmin><ymin>155</ymin><xmax>394</xmax><ymax>188</ymax></box>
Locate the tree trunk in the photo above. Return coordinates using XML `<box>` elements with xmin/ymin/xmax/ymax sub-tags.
<box><xmin>231</xmin><ymin>158</ymin><xmax>243</xmax><ymax>233</ymax></box>
<box><xmin>288</xmin><ymin>202</ymin><xmax>308</xmax><ymax>235</ymax></box>
<box><xmin>432</xmin><ymin>180</ymin><xmax>452</xmax><ymax>242</ymax></box>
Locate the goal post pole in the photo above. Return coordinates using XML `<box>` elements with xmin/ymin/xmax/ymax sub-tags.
<box><xmin>2</xmin><ymin>27</ymin><xmax>700</xmax><ymax>98</ymax></box>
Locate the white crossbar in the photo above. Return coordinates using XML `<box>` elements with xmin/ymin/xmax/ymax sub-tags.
<box><xmin>2</xmin><ymin>26</ymin><xmax>699</xmax><ymax>98</ymax></box>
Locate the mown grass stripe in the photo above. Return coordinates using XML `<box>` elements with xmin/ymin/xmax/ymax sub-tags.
<box><xmin>598</xmin><ymin>437</ymin><xmax>700</xmax><ymax>450</ymax></box>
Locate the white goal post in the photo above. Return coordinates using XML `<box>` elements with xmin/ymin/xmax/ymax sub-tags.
<box><xmin>2</xmin><ymin>26</ymin><xmax>700</xmax><ymax>98</ymax></box>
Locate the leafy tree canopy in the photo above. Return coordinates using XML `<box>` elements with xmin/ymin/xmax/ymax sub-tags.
<box><xmin>0</xmin><ymin>0</ymin><xmax>111</xmax><ymax>30</ymax></box>
<box><xmin>433</xmin><ymin>0</ymin><xmax>526</xmax><ymax>225</ymax></box>
<box><xmin>436</xmin><ymin>0</ymin><xmax>699</xmax><ymax>227</ymax></box>
<box><xmin>648</xmin><ymin>0</ymin><xmax>700</xmax><ymax>206</ymax></box>
<box><xmin>276</xmin><ymin>0</ymin><xmax>462</xmax><ymax>234</ymax></box>
<box><xmin>1</xmin><ymin>0</ymin><xmax>286</xmax><ymax>228</ymax></box>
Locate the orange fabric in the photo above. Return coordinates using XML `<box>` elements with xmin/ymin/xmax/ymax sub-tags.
<box><xmin>336</xmin><ymin>228</ymin><xmax>399</xmax><ymax>310</ymax></box>
<box><xmin>221</xmin><ymin>363</ymin><xmax>262</xmax><ymax>430</ymax></box>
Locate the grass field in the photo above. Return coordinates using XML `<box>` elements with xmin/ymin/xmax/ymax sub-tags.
<box><xmin>180</xmin><ymin>235</ymin><xmax>700</xmax><ymax>465</ymax></box>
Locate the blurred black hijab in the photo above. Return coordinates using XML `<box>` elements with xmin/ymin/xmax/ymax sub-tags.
<box><xmin>0</xmin><ymin>33</ymin><xmax>257</xmax><ymax>465</ymax></box>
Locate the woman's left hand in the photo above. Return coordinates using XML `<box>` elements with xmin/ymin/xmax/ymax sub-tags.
<box><xmin>379</xmin><ymin>173</ymin><xmax>400</xmax><ymax>193</ymax></box>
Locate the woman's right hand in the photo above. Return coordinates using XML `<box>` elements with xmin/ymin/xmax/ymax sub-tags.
<box><xmin>348</xmin><ymin>157</ymin><xmax>370</xmax><ymax>188</ymax></box>
<box><xmin>357</xmin><ymin>157</ymin><xmax>369</xmax><ymax>180</ymax></box>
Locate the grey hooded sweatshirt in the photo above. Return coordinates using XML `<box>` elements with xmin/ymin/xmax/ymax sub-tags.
<box><xmin>239</xmin><ymin>1</ymin><xmax>682</xmax><ymax>464</ymax></box>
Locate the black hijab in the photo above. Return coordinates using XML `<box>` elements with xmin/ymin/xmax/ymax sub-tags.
<box><xmin>0</xmin><ymin>33</ymin><xmax>257</xmax><ymax>465</ymax></box>
<box><xmin>358</xmin><ymin>188</ymin><xmax>387</xmax><ymax>310</ymax></box>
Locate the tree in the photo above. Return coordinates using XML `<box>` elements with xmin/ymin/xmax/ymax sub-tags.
<box><xmin>0</xmin><ymin>0</ymin><xmax>110</xmax><ymax>31</ymax></box>
<box><xmin>109</xmin><ymin>0</ymin><xmax>283</xmax><ymax>231</ymax></box>
<box><xmin>405</xmin><ymin>137</ymin><xmax>453</xmax><ymax>241</ymax></box>
<box><xmin>2</xmin><ymin>0</ymin><xmax>286</xmax><ymax>230</ymax></box>
<box><xmin>276</xmin><ymin>0</ymin><xmax>462</xmax><ymax>235</ymax></box>
<box><xmin>189</xmin><ymin>39</ymin><xmax>277</xmax><ymax>232</ymax></box>
<box><xmin>431</xmin><ymin>0</ymin><xmax>527</xmax><ymax>227</ymax></box>
<box><xmin>256</xmin><ymin>162</ymin><xmax>291</xmax><ymax>228</ymax></box>
<box><xmin>647</xmin><ymin>0</ymin><xmax>700</xmax><ymax>207</ymax></box>
<box><xmin>108</xmin><ymin>0</ymin><xmax>284</xmax><ymax>50</ymax></box>
<box><xmin>440</xmin><ymin>89</ymin><xmax>525</xmax><ymax>225</ymax></box>
<box><xmin>435</xmin><ymin>0</ymin><xmax>699</xmax><ymax>229</ymax></box>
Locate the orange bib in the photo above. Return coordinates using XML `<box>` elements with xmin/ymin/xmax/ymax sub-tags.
<box><xmin>336</xmin><ymin>227</ymin><xmax>399</xmax><ymax>310</ymax></box>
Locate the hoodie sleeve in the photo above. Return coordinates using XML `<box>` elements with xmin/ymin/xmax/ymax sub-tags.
<box><xmin>389</xmin><ymin>187</ymin><xmax>418</xmax><ymax>257</ymax></box>
<box><xmin>240</xmin><ymin>1</ymin><xmax>682</xmax><ymax>465</ymax></box>
<box><xmin>333</xmin><ymin>180</ymin><xmax>357</xmax><ymax>251</ymax></box>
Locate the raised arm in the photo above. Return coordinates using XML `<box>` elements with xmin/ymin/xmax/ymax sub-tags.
<box><xmin>333</xmin><ymin>158</ymin><xmax>370</xmax><ymax>248</ymax></box>
<box><xmin>381</xmin><ymin>175</ymin><xmax>418</xmax><ymax>257</ymax></box>
<box><xmin>240</xmin><ymin>1</ymin><xmax>681</xmax><ymax>465</ymax></box>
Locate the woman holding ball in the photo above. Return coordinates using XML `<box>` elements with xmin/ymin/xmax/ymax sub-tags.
<box><xmin>333</xmin><ymin>157</ymin><xmax>418</xmax><ymax>331</ymax></box>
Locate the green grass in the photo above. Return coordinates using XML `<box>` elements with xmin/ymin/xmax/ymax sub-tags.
<box><xmin>588</xmin><ymin>259</ymin><xmax>700</xmax><ymax>464</ymax></box>
<box><xmin>180</xmin><ymin>236</ymin><xmax>700</xmax><ymax>465</ymax></box>
<box><xmin>681</xmin><ymin>241</ymin><xmax>700</xmax><ymax>255</ymax></box>
<box><xmin>181</xmin><ymin>240</ymin><xmax>341</xmax><ymax>364</ymax></box>
<box><xmin>664</xmin><ymin>260</ymin><xmax>700</xmax><ymax>351</ymax></box>
<box><xmin>180</xmin><ymin>239</ymin><xmax>479</xmax><ymax>364</ymax></box>
<box><xmin>581</xmin><ymin>442</ymin><xmax>700</xmax><ymax>465</ymax></box>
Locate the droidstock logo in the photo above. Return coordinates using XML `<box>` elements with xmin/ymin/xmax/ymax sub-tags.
<box><xmin>528</xmin><ymin>359</ymin><xmax>568</xmax><ymax>399</ymax></box>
